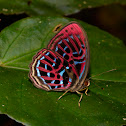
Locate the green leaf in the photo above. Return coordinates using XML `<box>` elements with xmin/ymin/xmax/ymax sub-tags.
<box><xmin>0</xmin><ymin>17</ymin><xmax>126</xmax><ymax>126</ymax></box>
<box><xmin>0</xmin><ymin>0</ymin><xmax>126</xmax><ymax>16</ymax></box>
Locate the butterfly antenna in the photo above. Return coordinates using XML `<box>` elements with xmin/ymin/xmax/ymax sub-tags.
<box><xmin>88</xmin><ymin>68</ymin><xmax>116</xmax><ymax>90</ymax></box>
<box><xmin>90</xmin><ymin>81</ymin><xmax>104</xmax><ymax>90</ymax></box>
<box><xmin>88</xmin><ymin>68</ymin><xmax>116</xmax><ymax>80</ymax></box>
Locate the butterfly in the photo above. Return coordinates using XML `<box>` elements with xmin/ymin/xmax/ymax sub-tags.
<box><xmin>29</xmin><ymin>22</ymin><xmax>90</xmax><ymax>107</ymax></box>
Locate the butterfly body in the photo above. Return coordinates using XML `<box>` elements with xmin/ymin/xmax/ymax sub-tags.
<box><xmin>29</xmin><ymin>22</ymin><xmax>90</xmax><ymax>106</ymax></box>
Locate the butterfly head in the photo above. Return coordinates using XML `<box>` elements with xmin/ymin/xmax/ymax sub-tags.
<box><xmin>78</xmin><ymin>79</ymin><xmax>90</xmax><ymax>92</ymax></box>
<box><xmin>84</xmin><ymin>79</ymin><xmax>90</xmax><ymax>87</ymax></box>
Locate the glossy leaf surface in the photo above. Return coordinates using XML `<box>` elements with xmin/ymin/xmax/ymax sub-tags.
<box><xmin>0</xmin><ymin>17</ymin><xmax>126</xmax><ymax>126</ymax></box>
<box><xmin>0</xmin><ymin>0</ymin><xmax>126</xmax><ymax>16</ymax></box>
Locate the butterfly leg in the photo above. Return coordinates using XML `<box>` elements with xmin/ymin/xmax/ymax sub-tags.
<box><xmin>85</xmin><ymin>87</ymin><xmax>88</xmax><ymax>96</ymax></box>
<box><xmin>57</xmin><ymin>90</ymin><xmax>69</xmax><ymax>101</ymax></box>
<box><xmin>76</xmin><ymin>91</ymin><xmax>83</xmax><ymax>107</ymax></box>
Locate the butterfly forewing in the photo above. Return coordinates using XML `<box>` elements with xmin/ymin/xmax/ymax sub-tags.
<box><xmin>48</xmin><ymin>22</ymin><xmax>89</xmax><ymax>91</ymax></box>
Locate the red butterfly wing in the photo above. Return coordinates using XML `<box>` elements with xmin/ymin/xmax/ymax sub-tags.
<box><xmin>48</xmin><ymin>22</ymin><xmax>89</xmax><ymax>91</ymax></box>
<box><xmin>29</xmin><ymin>22</ymin><xmax>89</xmax><ymax>92</ymax></box>
<box><xmin>29</xmin><ymin>49</ymin><xmax>77</xmax><ymax>91</ymax></box>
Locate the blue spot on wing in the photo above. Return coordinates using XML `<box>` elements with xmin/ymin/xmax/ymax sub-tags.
<box><xmin>58</xmin><ymin>40</ymin><xmax>62</xmax><ymax>44</ymax></box>
<box><xmin>51</xmin><ymin>80</ymin><xmax>55</xmax><ymax>83</ymax></box>
<box><xmin>45</xmin><ymin>64</ymin><xmax>47</xmax><ymax>69</ymax></box>
<box><xmin>40</xmin><ymin>56</ymin><xmax>45</xmax><ymax>60</ymax></box>
<box><xmin>54</xmin><ymin>58</ymin><xmax>56</xmax><ymax>62</ymax></box>
<box><xmin>79</xmin><ymin>65</ymin><xmax>85</xmax><ymax>79</ymax></box>
<box><xmin>63</xmin><ymin>53</ymin><xmax>66</xmax><ymax>57</ymax></box>
<box><xmin>76</xmin><ymin>34</ymin><xmax>80</xmax><ymax>39</ymax></box>
<box><xmin>46</xmin><ymin>52</ymin><xmax>50</xmax><ymax>56</ymax></box>
<box><xmin>81</xmin><ymin>54</ymin><xmax>85</xmax><ymax>59</ymax></box>
<box><xmin>79</xmin><ymin>48</ymin><xmax>82</xmax><ymax>54</ymax></box>
<box><xmin>66</xmin><ymin>66</ymin><xmax>69</xmax><ymax>69</ymax></box>
<box><xmin>64</xmin><ymin>46</ymin><xmax>68</xmax><ymax>51</ymax></box>
<box><xmin>52</xmin><ymin>63</ymin><xmax>55</xmax><ymax>67</ymax></box>
<box><xmin>52</xmin><ymin>58</ymin><xmax>56</xmax><ymax>67</ymax></box>
<box><xmin>81</xmin><ymin>44</ymin><xmax>84</xmax><ymax>48</ymax></box>
<box><xmin>64</xmin><ymin>38</ymin><xmax>69</xmax><ymax>42</ymax></box>
<box><xmin>73</xmin><ymin>49</ymin><xmax>82</xmax><ymax>55</ymax></box>
<box><xmin>47</xmin><ymin>72</ymin><xmax>50</xmax><ymax>77</ymax></box>
<box><xmin>74</xmin><ymin>60</ymin><xmax>86</xmax><ymax>65</ymax></box>
<box><xmin>36</xmin><ymin>68</ymin><xmax>41</xmax><ymax>77</ymax></box>
<box><xmin>69</xmin><ymin>78</ymin><xmax>72</xmax><ymax>82</ymax></box>
<box><xmin>73</xmin><ymin>52</ymin><xmax>78</xmax><ymax>54</ymax></box>
<box><xmin>55</xmin><ymin>86</ymin><xmax>58</xmax><ymax>89</ymax></box>
<box><xmin>69</xmin><ymin>35</ymin><xmax>74</xmax><ymax>39</ymax></box>
<box><xmin>36</xmin><ymin>60</ymin><xmax>40</xmax><ymax>67</ymax></box>
<box><xmin>60</xmin><ymin>80</ymin><xmax>63</xmax><ymax>84</ymax></box>
<box><xmin>55</xmin><ymin>46</ymin><xmax>58</xmax><ymax>51</ymax></box>
<box><xmin>59</xmin><ymin>69</ymin><xmax>65</xmax><ymax>76</ymax></box>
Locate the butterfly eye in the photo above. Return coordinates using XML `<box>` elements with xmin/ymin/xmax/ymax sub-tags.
<box><xmin>84</xmin><ymin>80</ymin><xmax>90</xmax><ymax>87</ymax></box>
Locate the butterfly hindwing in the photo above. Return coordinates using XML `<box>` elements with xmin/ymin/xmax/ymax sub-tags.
<box><xmin>29</xmin><ymin>49</ymin><xmax>78</xmax><ymax>91</ymax></box>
